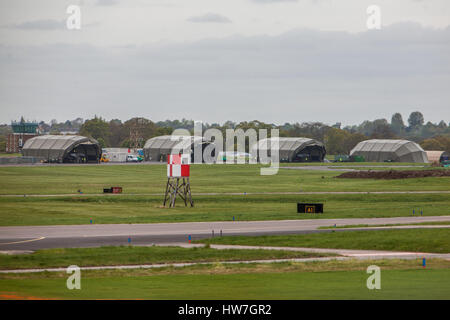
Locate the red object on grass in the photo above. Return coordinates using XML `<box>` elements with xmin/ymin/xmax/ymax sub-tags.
<box><xmin>167</xmin><ymin>154</ymin><xmax>190</xmax><ymax>177</ymax></box>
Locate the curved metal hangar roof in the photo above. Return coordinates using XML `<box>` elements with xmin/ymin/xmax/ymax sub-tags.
<box><xmin>22</xmin><ymin>135</ymin><xmax>101</xmax><ymax>163</ymax></box>
<box><xmin>253</xmin><ymin>137</ymin><xmax>326</xmax><ymax>162</ymax></box>
<box><xmin>350</xmin><ymin>139</ymin><xmax>428</xmax><ymax>163</ymax></box>
<box><xmin>143</xmin><ymin>135</ymin><xmax>214</xmax><ymax>162</ymax></box>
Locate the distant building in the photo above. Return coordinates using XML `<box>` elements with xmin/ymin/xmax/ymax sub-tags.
<box><xmin>425</xmin><ymin>151</ymin><xmax>449</xmax><ymax>164</ymax></box>
<box><xmin>350</xmin><ymin>139</ymin><xmax>428</xmax><ymax>163</ymax></box>
<box><xmin>102</xmin><ymin>148</ymin><xmax>138</xmax><ymax>162</ymax></box>
<box><xmin>143</xmin><ymin>135</ymin><xmax>214</xmax><ymax>162</ymax></box>
<box><xmin>252</xmin><ymin>137</ymin><xmax>326</xmax><ymax>162</ymax></box>
<box><xmin>22</xmin><ymin>135</ymin><xmax>101</xmax><ymax>163</ymax></box>
<box><xmin>6</xmin><ymin>120</ymin><xmax>39</xmax><ymax>153</ymax></box>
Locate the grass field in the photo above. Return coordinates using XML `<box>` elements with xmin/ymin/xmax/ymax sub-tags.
<box><xmin>1</xmin><ymin>164</ymin><xmax>448</xmax><ymax>225</ymax></box>
<box><xmin>0</xmin><ymin>246</ymin><xmax>332</xmax><ymax>270</ymax></box>
<box><xmin>0</xmin><ymin>164</ymin><xmax>448</xmax><ymax>196</ymax></box>
<box><xmin>0</xmin><ymin>259</ymin><xmax>449</xmax><ymax>299</ymax></box>
<box><xmin>319</xmin><ymin>221</ymin><xmax>450</xmax><ymax>229</ymax></box>
<box><xmin>199</xmin><ymin>228</ymin><xmax>450</xmax><ymax>253</ymax></box>
<box><xmin>0</xmin><ymin>193</ymin><xmax>449</xmax><ymax>226</ymax></box>
<box><xmin>0</xmin><ymin>163</ymin><xmax>449</xmax><ymax>300</ymax></box>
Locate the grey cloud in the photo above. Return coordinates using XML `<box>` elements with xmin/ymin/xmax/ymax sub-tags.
<box><xmin>187</xmin><ymin>13</ymin><xmax>232</xmax><ymax>23</ymax></box>
<box><xmin>0</xmin><ymin>22</ymin><xmax>449</xmax><ymax>125</ymax></box>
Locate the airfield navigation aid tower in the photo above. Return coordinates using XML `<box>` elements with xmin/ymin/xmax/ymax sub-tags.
<box><xmin>163</xmin><ymin>154</ymin><xmax>193</xmax><ymax>208</ymax></box>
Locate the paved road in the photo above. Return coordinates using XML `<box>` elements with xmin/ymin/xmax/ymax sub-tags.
<box><xmin>0</xmin><ymin>216</ymin><xmax>448</xmax><ymax>251</ymax></box>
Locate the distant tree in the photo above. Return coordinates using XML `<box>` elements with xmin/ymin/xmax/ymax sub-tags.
<box><xmin>38</xmin><ymin>121</ymin><xmax>51</xmax><ymax>133</ymax></box>
<box><xmin>0</xmin><ymin>135</ymin><xmax>6</xmax><ymax>152</ymax></box>
<box><xmin>366</xmin><ymin>119</ymin><xmax>396</xmax><ymax>139</ymax></box>
<box><xmin>0</xmin><ymin>124</ymin><xmax>12</xmax><ymax>136</ymax></box>
<box><xmin>391</xmin><ymin>113</ymin><xmax>405</xmax><ymax>134</ymax></box>
<box><xmin>280</xmin><ymin>123</ymin><xmax>294</xmax><ymax>131</ymax></box>
<box><xmin>208</xmin><ymin>123</ymin><xmax>221</xmax><ymax>129</ymax></box>
<box><xmin>228</xmin><ymin>120</ymin><xmax>275</xmax><ymax>152</ymax></box>
<box><xmin>8</xmin><ymin>114</ymin><xmax>450</xmax><ymax>152</ymax></box>
<box><xmin>120</xmin><ymin>139</ymin><xmax>131</xmax><ymax>148</ymax></box>
<box><xmin>156</xmin><ymin>119</ymin><xmax>188</xmax><ymax>130</ymax></box>
<box><xmin>324</xmin><ymin>128</ymin><xmax>366</xmax><ymax>155</ymax></box>
<box><xmin>420</xmin><ymin>138</ymin><xmax>444</xmax><ymax>151</ymax></box>
<box><xmin>283</xmin><ymin>122</ymin><xmax>329</xmax><ymax>142</ymax></box>
<box><xmin>72</xmin><ymin>118</ymin><xmax>84</xmax><ymax>126</ymax></box>
<box><xmin>109</xmin><ymin>119</ymin><xmax>126</xmax><ymax>147</ymax></box>
<box><xmin>155</xmin><ymin>126</ymin><xmax>173</xmax><ymax>136</ymax></box>
<box><xmin>419</xmin><ymin>121</ymin><xmax>439</xmax><ymax>139</ymax></box>
<box><xmin>97</xmin><ymin>137</ymin><xmax>107</xmax><ymax>148</ymax></box>
<box><xmin>223</xmin><ymin>121</ymin><xmax>236</xmax><ymax>129</ymax></box>
<box><xmin>434</xmin><ymin>136</ymin><xmax>450</xmax><ymax>152</ymax></box>
<box><xmin>324</xmin><ymin>128</ymin><xmax>348</xmax><ymax>155</ymax></box>
<box><xmin>343</xmin><ymin>125</ymin><xmax>358</xmax><ymax>134</ymax></box>
<box><xmin>123</xmin><ymin>117</ymin><xmax>159</xmax><ymax>148</ymax></box>
<box><xmin>235</xmin><ymin>120</ymin><xmax>274</xmax><ymax>131</ymax></box>
<box><xmin>438</xmin><ymin>120</ymin><xmax>448</xmax><ymax>129</ymax></box>
<box><xmin>345</xmin><ymin>132</ymin><xmax>367</xmax><ymax>153</ymax></box>
<box><xmin>356</xmin><ymin>120</ymin><xmax>375</xmax><ymax>136</ymax></box>
<box><xmin>331</xmin><ymin>122</ymin><xmax>341</xmax><ymax>129</ymax></box>
<box><xmin>408</xmin><ymin>111</ymin><xmax>424</xmax><ymax>128</ymax></box>
<box><xmin>79</xmin><ymin>116</ymin><xmax>110</xmax><ymax>146</ymax></box>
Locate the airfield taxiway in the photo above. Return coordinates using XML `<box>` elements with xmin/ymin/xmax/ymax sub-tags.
<box><xmin>0</xmin><ymin>216</ymin><xmax>448</xmax><ymax>251</ymax></box>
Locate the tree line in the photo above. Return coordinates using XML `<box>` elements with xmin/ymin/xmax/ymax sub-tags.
<box><xmin>1</xmin><ymin>111</ymin><xmax>449</xmax><ymax>154</ymax></box>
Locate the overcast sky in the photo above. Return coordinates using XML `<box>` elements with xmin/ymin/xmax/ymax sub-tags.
<box><xmin>0</xmin><ymin>0</ymin><xmax>449</xmax><ymax>125</ymax></box>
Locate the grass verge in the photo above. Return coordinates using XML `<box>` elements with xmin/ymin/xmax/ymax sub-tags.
<box><xmin>0</xmin><ymin>193</ymin><xmax>449</xmax><ymax>226</ymax></box>
<box><xmin>198</xmin><ymin>228</ymin><xmax>450</xmax><ymax>253</ymax></box>
<box><xmin>0</xmin><ymin>259</ymin><xmax>448</xmax><ymax>299</ymax></box>
<box><xmin>319</xmin><ymin>221</ymin><xmax>450</xmax><ymax>229</ymax></box>
<box><xmin>0</xmin><ymin>164</ymin><xmax>447</xmax><ymax>196</ymax></box>
<box><xmin>0</xmin><ymin>245</ymin><xmax>333</xmax><ymax>270</ymax></box>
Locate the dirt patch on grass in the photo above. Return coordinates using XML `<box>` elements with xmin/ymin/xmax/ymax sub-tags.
<box><xmin>336</xmin><ymin>169</ymin><xmax>450</xmax><ymax>180</ymax></box>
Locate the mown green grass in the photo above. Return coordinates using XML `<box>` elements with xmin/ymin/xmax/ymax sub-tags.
<box><xmin>199</xmin><ymin>228</ymin><xmax>450</xmax><ymax>253</ymax></box>
<box><xmin>0</xmin><ymin>164</ymin><xmax>447</xmax><ymax>196</ymax></box>
<box><xmin>0</xmin><ymin>164</ymin><xmax>448</xmax><ymax>226</ymax></box>
<box><xmin>319</xmin><ymin>221</ymin><xmax>450</xmax><ymax>229</ymax></box>
<box><xmin>0</xmin><ymin>261</ymin><xmax>448</xmax><ymax>299</ymax></box>
<box><xmin>0</xmin><ymin>246</ymin><xmax>331</xmax><ymax>270</ymax></box>
<box><xmin>0</xmin><ymin>193</ymin><xmax>449</xmax><ymax>226</ymax></box>
<box><xmin>330</xmin><ymin>166</ymin><xmax>443</xmax><ymax>171</ymax></box>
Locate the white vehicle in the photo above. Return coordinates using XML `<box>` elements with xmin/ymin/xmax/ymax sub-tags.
<box><xmin>126</xmin><ymin>155</ymin><xmax>140</xmax><ymax>162</ymax></box>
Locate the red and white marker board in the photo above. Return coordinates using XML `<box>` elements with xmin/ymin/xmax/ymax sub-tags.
<box><xmin>167</xmin><ymin>154</ymin><xmax>190</xmax><ymax>177</ymax></box>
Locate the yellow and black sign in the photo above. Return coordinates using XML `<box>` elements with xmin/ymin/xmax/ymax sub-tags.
<box><xmin>297</xmin><ymin>203</ymin><xmax>323</xmax><ymax>214</ymax></box>
<box><xmin>305</xmin><ymin>206</ymin><xmax>315</xmax><ymax>213</ymax></box>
